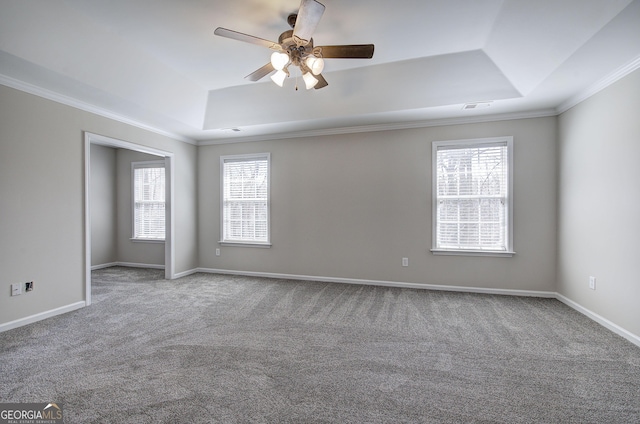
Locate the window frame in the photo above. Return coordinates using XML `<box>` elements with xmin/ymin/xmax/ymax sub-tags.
<box><xmin>131</xmin><ymin>160</ymin><xmax>166</xmax><ymax>242</ymax></box>
<box><xmin>431</xmin><ymin>136</ymin><xmax>514</xmax><ymax>257</ymax></box>
<box><xmin>219</xmin><ymin>153</ymin><xmax>271</xmax><ymax>248</ymax></box>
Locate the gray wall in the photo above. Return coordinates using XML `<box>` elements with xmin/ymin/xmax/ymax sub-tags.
<box><xmin>557</xmin><ymin>68</ymin><xmax>640</xmax><ymax>337</ymax></box>
<box><xmin>90</xmin><ymin>144</ymin><xmax>117</xmax><ymax>266</ymax></box>
<box><xmin>0</xmin><ymin>85</ymin><xmax>198</xmax><ymax>325</ymax></box>
<box><xmin>199</xmin><ymin>117</ymin><xmax>558</xmax><ymax>292</ymax></box>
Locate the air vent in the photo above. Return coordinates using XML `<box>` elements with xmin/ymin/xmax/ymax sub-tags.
<box><xmin>463</xmin><ymin>102</ymin><xmax>492</xmax><ymax>110</ymax></box>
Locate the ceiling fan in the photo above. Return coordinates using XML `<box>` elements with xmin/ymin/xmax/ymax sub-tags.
<box><xmin>214</xmin><ymin>0</ymin><xmax>375</xmax><ymax>90</ymax></box>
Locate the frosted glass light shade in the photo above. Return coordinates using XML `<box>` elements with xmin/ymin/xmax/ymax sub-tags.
<box><xmin>305</xmin><ymin>56</ymin><xmax>324</xmax><ymax>75</ymax></box>
<box><xmin>302</xmin><ymin>72</ymin><xmax>318</xmax><ymax>89</ymax></box>
<box><xmin>271</xmin><ymin>69</ymin><xmax>288</xmax><ymax>87</ymax></box>
<box><xmin>270</xmin><ymin>52</ymin><xmax>289</xmax><ymax>71</ymax></box>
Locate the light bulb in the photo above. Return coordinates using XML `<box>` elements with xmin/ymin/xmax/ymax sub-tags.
<box><xmin>270</xmin><ymin>52</ymin><xmax>289</xmax><ymax>71</ymax></box>
<box><xmin>302</xmin><ymin>72</ymin><xmax>318</xmax><ymax>90</ymax></box>
<box><xmin>271</xmin><ymin>69</ymin><xmax>287</xmax><ymax>87</ymax></box>
<box><xmin>305</xmin><ymin>56</ymin><xmax>324</xmax><ymax>75</ymax></box>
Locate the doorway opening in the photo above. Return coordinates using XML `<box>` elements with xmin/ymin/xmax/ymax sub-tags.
<box><xmin>84</xmin><ymin>132</ymin><xmax>175</xmax><ymax>305</ymax></box>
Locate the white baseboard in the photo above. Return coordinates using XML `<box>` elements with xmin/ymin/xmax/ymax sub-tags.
<box><xmin>117</xmin><ymin>262</ymin><xmax>164</xmax><ymax>269</ymax></box>
<box><xmin>91</xmin><ymin>262</ymin><xmax>119</xmax><ymax>270</ymax></box>
<box><xmin>556</xmin><ymin>294</ymin><xmax>640</xmax><ymax>348</ymax></box>
<box><xmin>173</xmin><ymin>268</ymin><xmax>199</xmax><ymax>279</ymax></box>
<box><xmin>195</xmin><ymin>267</ymin><xmax>557</xmax><ymax>298</ymax></box>
<box><xmin>91</xmin><ymin>262</ymin><xmax>164</xmax><ymax>270</ymax></box>
<box><xmin>0</xmin><ymin>301</ymin><xmax>86</xmax><ymax>333</ymax></box>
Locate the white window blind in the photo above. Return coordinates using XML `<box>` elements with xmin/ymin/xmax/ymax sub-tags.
<box><xmin>221</xmin><ymin>154</ymin><xmax>270</xmax><ymax>245</ymax></box>
<box><xmin>433</xmin><ymin>137</ymin><xmax>513</xmax><ymax>254</ymax></box>
<box><xmin>133</xmin><ymin>162</ymin><xmax>165</xmax><ymax>240</ymax></box>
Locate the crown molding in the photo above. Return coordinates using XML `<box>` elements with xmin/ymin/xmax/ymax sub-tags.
<box><xmin>198</xmin><ymin>109</ymin><xmax>558</xmax><ymax>146</ymax></box>
<box><xmin>557</xmin><ymin>55</ymin><xmax>640</xmax><ymax>114</ymax></box>
<box><xmin>0</xmin><ymin>74</ymin><xmax>197</xmax><ymax>145</ymax></box>
<box><xmin>6</xmin><ymin>52</ymin><xmax>639</xmax><ymax>147</ymax></box>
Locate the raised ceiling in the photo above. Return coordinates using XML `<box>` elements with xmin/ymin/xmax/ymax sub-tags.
<box><xmin>1</xmin><ymin>0</ymin><xmax>639</xmax><ymax>144</ymax></box>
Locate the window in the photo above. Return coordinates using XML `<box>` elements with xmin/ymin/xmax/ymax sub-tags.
<box><xmin>432</xmin><ymin>137</ymin><xmax>513</xmax><ymax>256</ymax></box>
<box><xmin>220</xmin><ymin>153</ymin><xmax>270</xmax><ymax>246</ymax></box>
<box><xmin>132</xmin><ymin>161</ymin><xmax>165</xmax><ymax>240</ymax></box>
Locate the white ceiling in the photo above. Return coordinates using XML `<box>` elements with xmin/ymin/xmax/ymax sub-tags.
<box><xmin>1</xmin><ymin>0</ymin><xmax>639</xmax><ymax>144</ymax></box>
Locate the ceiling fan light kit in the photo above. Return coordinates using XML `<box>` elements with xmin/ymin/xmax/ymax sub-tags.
<box><xmin>270</xmin><ymin>52</ymin><xmax>289</xmax><ymax>71</ymax></box>
<box><xmin>214</xmin><ymin>0</ymin><xmax>374</xmax><ymax>90</ymax></box>
<box><xmin>271</xmin><ymin>69</ymin><xmax>289</xmax><ymax>87</ymax></box>
<box><xmin>305</xmin><ymin>55</ymin><xmax>324</xmax><ymax>75</ymax></box>
<box><xmin>302</xmin><ymin>71</ymin><xmax>319</xmax><ymax>89</ymax></box>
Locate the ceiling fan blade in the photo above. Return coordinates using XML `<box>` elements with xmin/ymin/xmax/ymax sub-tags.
<box><xmin>316</xmin><ymin>44</ymin><xmax>375</xmax><ymax>59</ymax></box>
<box><xmin>245</xmin><ymin>63</ymin><xmax>276</xmax><ymax>82</ymax></box>
<box><xmin>293</xmin><ymin>0</ymin><xmax>325</xmax><ymax>46</ymax></box>
<box><xmin>314</xmin><ymin>74</ymin><xmax>328</xmax><ymax>89</ymax></box>
<box><xmin>214</xmin><ymin>27</ymin><xmax>281</xmax><ymax>51</ymax></box>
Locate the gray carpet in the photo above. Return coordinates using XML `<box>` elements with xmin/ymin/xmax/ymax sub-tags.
<box><xmin>1</xmin><ymin>267</ymin><xmax>639</xmax><ymax>423</ymax></box>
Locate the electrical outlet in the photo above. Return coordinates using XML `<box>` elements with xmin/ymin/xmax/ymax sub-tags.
<box><xmin>589</xmin><ymin>276</ymin><xmax>596</xmax><ymax>290</ymax></box>
<box><xmin>215</xmin><ymin>248</ymin><xmax>221</xmax><ymax>257</ymax></box>
<box><xmin>11</xmin><ymin>283</ymin><xmax>22</xmax><ymax>296</ymax></box>
<box><xmin>402</xmin><ymin>257</ymin><xmax>409</xmax><ymax>267</ymax></box>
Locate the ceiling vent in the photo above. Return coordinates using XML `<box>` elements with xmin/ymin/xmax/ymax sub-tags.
<box><xmin>462</xmin><ymin>101</ymin><xmax>492</xmax><ymax>110</ymax></box>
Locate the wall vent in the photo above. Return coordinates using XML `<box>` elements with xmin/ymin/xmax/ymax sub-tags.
<box><xmin>462</xmin><ymin>102</ymin><xmax>492</xmax><ymax>110</ymax></box>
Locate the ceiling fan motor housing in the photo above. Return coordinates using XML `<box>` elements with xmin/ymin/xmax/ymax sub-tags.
<box><xmin>287</xmin><ymin>13</ymin><xmax>298</xmax><ymax>28</ymax></box>
<box><xmin>278</xmin><ymin>29</ymin><xmax>318</xmax><ymax>67</ymax></box>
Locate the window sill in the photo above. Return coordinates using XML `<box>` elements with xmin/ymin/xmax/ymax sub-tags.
<box><xmin>431</xmin><ymin>249</ymin><xmax>515</xmax><ymax>257</ymax></box>
<box><xmin>219</xmin><ymin>241</ymin><xmax>272</xmax><ymax>248</ymax></box>
<box><xmin>130</xmin><ymin>238</ymin><xmax>165</xmax><ymax>244</ymax></box>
